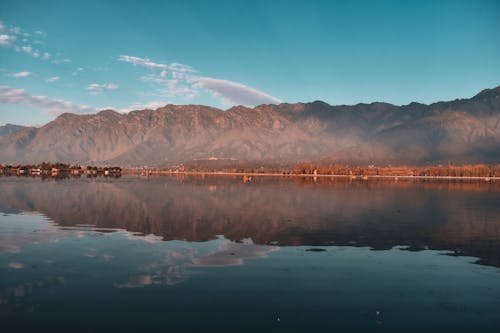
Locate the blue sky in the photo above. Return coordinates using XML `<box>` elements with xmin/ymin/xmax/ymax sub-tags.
<box><xmin>1</xmin><ymin>0</ymin><xmax>499</xmax><ymax>126</ymax></box>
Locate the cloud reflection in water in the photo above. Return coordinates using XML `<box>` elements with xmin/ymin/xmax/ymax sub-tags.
<box><xmin>192</xmin><ymin>238</ymin><xmax>279</xmax><ymax>267</ymax></box>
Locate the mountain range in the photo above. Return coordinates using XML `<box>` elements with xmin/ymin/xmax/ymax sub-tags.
<box><xmin>1</xmin><ymin>86</ymin><xmax>499</xmax><ymax>166</ymax></box>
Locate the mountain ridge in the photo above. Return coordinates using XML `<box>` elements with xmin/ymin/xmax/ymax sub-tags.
<box><xmin>1</xmin><ymin>86</ymin><xmax>499</xmax><ymax>166</ymax></box>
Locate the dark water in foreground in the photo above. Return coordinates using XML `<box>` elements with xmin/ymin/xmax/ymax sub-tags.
<box><xmin>0</xmin><ymin>176</ymin><xmax>499</xmax><ymax>332</ymax></box>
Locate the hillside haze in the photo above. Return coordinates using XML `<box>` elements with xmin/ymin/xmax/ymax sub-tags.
<box><xmin>1</xmin><ymin>86</ymin><xmax>499</xmax><ymax>166</ymax></box>
<box><xmin>0</xmin><ymin>124</ymin><xmax>26</xmax><ymax>138</ymax></box>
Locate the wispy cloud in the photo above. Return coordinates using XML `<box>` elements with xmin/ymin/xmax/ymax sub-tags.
<box><xmin>193</xmin><ymin>77</ymin><xmax>283</xmax><ymax>106</ymax></box>
<box><xmin>119</xmin><ymin>55</ymin><xmax>169</xmax><ymax>70</ymax></box>
<box><xmin>10</xmin><ymin>71</ymin><xmax>33</xmax><ymax>78</ymax></box>
<box><xmin>51</xmin><ymin>58</ymin><xmax>71</xmax><ymax>64</ymax></box>
<box><xmin>0</xmin><ymin>85</ymin><xmax>95</xmax><ymax>116</ymax></box>
<box><xmin>124</xmin><ymin>101</ymin><xmax>168</xmax><ymax>111</ymax></box>
<box><xmin>17</xmin><ymin>45</ymin><xmax>40</xmax><ymax>58</ymax></box>
<box><xmin>0</xmin><ymin>21</ymin><xmax>65</xmax><ymax>63</ymax></box>
<box><xmin>101</xmin><ymin>100</ymin><xmax>171</xmax><ymax>113</ymax></box>
<box><xmin>46</xmin><ymin>76</ymin><xmax>60</xmax><ymax>83</ymax></box>
<box><xmin>169</xmin><ymin>62</ymin><xmax>196</xmax><ymax>73</ymax></box>
<box><xmin>0</xmin><ymin>34</ymin><xmax>16</xmax><ymax>46</ymax></box>
<box><xmin>119</xmin><ymin>55</ymin><xmax>196</xmax><ymax>73</ymax></box>
<box><xmin>86</xmin><ymin>82</ymin><xmax>119</xmax><ymax>94</ymax></box>
<box><xmin>140</xmin><ymin>74</ymin><xmax>198</xmax><ymax>99</ymax></box>
<box><xmin>119</xmin><ymin>55</ymin><xmax>281</xmax><ymax>107</ymax></box>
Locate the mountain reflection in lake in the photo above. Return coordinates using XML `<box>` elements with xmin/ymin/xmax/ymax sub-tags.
<box><xmin>1</xmin><ymin>176</ymin><xmax>500</xmax><ymax>332</ymax></box>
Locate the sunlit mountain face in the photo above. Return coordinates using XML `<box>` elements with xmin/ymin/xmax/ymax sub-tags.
<box><xmin>2</xmin><ymin>87</ymin><xmax>500</xmax><ymax>166</ymax></box>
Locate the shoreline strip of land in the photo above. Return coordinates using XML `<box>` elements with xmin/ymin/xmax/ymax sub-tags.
<box><xmin>122</xmin><ymin>170</ymin><xmax>500</xmax><ymax>181</ymax></box>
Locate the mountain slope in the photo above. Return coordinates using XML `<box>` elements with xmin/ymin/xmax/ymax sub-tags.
<box><xmin>0</xmin><ymin>124</ymin><xmax>26</xmax><ymax>137</ymax></box>
<box><xmin>1</xmin><ymin>86</ymin><xmax>499</xmax><ymax>166</ymax></box>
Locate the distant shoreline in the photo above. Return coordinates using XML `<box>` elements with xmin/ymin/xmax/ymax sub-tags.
<box><xmin>3</xmin><ymin>163</ymin><xmax>499</xmax><ymax>181</ymax></box>
<box><xmin>122</xmin><ymin>170</ymin><xmax>500</xmax><ymax>181</ymax></box>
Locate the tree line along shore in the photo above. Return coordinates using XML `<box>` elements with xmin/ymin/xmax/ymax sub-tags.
<box><xmin>124</xmin><ymin>163</ymin><xmax>500</xmax><ymax>180</ymax></box>
<box><xmin>2</xmin><ymin>162</ymin><xmax>500</xmax><ymax>180</ymax></box>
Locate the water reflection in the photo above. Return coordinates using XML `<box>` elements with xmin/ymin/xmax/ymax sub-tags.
<box><xmin>0</xmin><ymin>212</ymin><xmax>279</xmax><ymax>316</ymax></box>
<box><xmin>1</xmin><ymin>206</ymin><xmax>500</xmax><ymax>332</ymax></box>
<box><xmin>0</xmin><ymin>176</ymin><xmax>499</xmax><ymax>266</ymax></box>
<box><xmin>192</xmin><ymin>238</ymin><xmax>279</xmax><ymax>267</ymax></box>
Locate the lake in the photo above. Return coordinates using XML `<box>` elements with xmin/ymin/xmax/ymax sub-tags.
<box><xmin>1</xmin><ymin>175</ymin><xmax>499</xmax><ymax>332</ymax></box>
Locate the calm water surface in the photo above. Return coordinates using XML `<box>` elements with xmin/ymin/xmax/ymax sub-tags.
<box><xmin>1</xmin><ymin>176</ymin><xmax>499</xmax><ymax>332</ymax></box>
